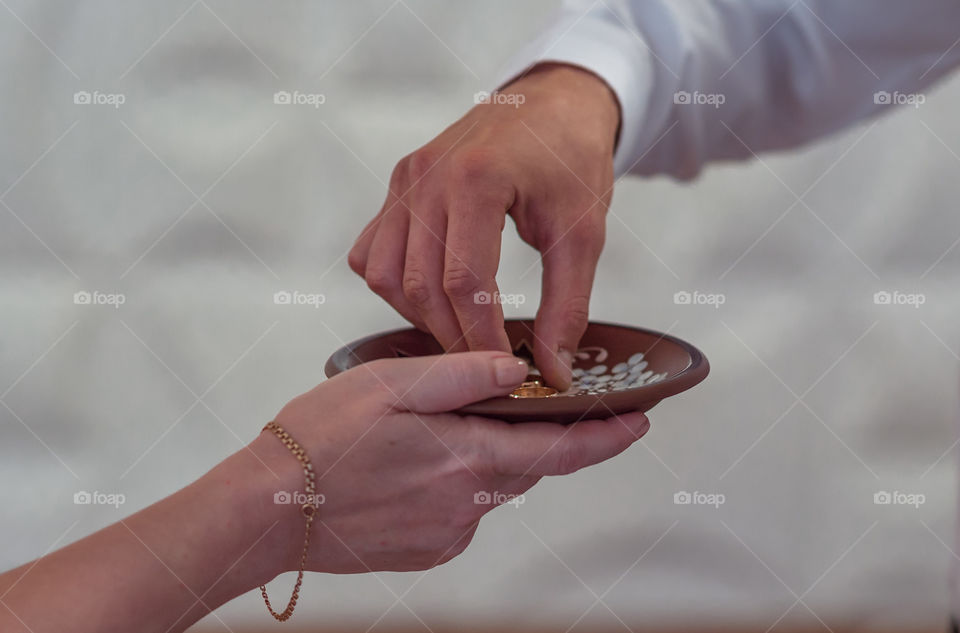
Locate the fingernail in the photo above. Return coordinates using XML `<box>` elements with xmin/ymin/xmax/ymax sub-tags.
<box><xmin>629</xmin><ymin>415</ymin><xmax>651</xmax><ymax>438</ymax></box>
<box><xmin>495</xmin><ymin>357</ymin><xmax>528</xmax><ymax>387</ymax></box>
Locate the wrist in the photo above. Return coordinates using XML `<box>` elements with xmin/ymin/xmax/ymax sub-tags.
<box><xmin>201</xmin><ymin>435</ymin><xmax>309</xmax><ymax>584</ymax></box>
<box><xmin>507</xmin><ymin>62</ymin><xmax>621</xmax><ymax>150</ymax></box>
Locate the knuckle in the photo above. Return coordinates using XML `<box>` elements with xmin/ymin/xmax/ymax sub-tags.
<box><xmin>441</xmin><ymin>362</ymin><xmax>480</xmax><ymax>401</ymax></box>
<box><xmin>364</xmin><ymin>267</ymin><xmax>398</xmax><ymax>296</ymax></box>
<box><xmin>406</xmin><ymin>147</ymin><xmax>442</xmax><ymax>183</ymax></box>
<box><xmin>347</xmin><ymin>247</ymin><xmax>365</xmax><ymax>276</ymax></box>
<box><xmin>558</xmin><ymin>294</ymin><xmax>591</xmax><ymax>335</ymax></box>
<box><xmin>442</xmin><ymin>262</ymin><xmax>481</xmax><ymax>300</ymax></box>
<box><xmin>451</xmin><ymin>149</ymin><xmax>494</xmax><ymax>182</ymax></box>
<box><xmin>386</xmin><ymin>161</ymin><xmax>408</xmax><ymax>204</ymax></box>
<box><xmin>389</xmin><ymin>158</ymin><xmax>408</xmax><ymax>188</ymax></box>
<box><xmin>448</xmin><ymin>149</ymin><xmax>508</xmax><ymax>194</ymax></box>
<box><xmin>402</xmin><ymin>268</ymin><xmax>433</xmax><ymax>307</ymax></box>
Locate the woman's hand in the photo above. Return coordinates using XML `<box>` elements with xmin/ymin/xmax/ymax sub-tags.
<box><xmin>348</xmin><ymin>64</ymin><xmax>621</xmax><ymax>389</ymax></box>
<box><xmin>0</xmin><ymin>352</ymin><xmax>648</xmax><ymax>633</ymax></box>
<box><xmin>245</xmin><ymin>351</ymin><xmax>649</xmax><ymax>576</ymax></box>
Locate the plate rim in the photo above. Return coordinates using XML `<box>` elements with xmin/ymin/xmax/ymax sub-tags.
<box><xmin>324</xmin><ymin>319</ymin><xmax>710</xmax><ymax>423</ymax></box>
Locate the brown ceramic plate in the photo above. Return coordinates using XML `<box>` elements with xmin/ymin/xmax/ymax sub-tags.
<box><xmin>324</xmin><ymin>319</ymin><xmax>709</xmax><ymax>423</ymax></box>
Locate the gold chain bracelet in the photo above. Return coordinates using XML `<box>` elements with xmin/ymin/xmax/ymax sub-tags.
<box><xmin>259</xmin><ymin>420</ymin><xmax>319</xmax><ymax>622</ymax></box>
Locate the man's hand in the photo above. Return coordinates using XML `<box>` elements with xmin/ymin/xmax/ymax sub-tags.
<box><xmin>348</xmin><ymin>64</ymin><xmax>621</xmax><ymax>389</ymax></box>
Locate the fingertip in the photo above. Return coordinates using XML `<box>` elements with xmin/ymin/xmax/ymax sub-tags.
<box><xmin>535</xmin><ymin>347</ymin><xmax>573</xmax><ymax>390</ymax></box>
<box><xmin>613</xmin><ymin>412</ymin><xmax>650</xmax><ymax>439</ymax></box>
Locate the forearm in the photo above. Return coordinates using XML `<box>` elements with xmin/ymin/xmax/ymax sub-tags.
<box><xmin>502</xmin><ymin>0</ymin><xmax>960</xmax><ymax>179</ymax></box>
<box><xmin>0</xmin><ymin>448</ymin><xmax>287</xmax><ymax>633</ymax></box>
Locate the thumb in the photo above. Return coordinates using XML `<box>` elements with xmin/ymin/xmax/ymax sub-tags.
<box><xmin>363</xmin><ymin>351</ymin><xmax>528</xmax><ymax>413</ymax></box>
<box><xmin>534</xmin><ymin>220</ymin><xmax>604</xmax><ymax>390</ymax></box>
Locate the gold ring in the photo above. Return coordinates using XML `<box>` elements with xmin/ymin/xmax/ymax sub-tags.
<box><xmin>510</xmin><ymin>382</ymin><xmax>558</xmax><ymax>398</ymax></box>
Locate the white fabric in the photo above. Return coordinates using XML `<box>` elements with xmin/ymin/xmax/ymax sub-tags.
<box><xmin>0</xmin><ymin>2</ymin><xmax>958</xmax><ymax>630</ymax></box>
<box><xmin>501</xmin><ymin>0</ymin><xmax>960</xmax><ymax>179</ymax></box>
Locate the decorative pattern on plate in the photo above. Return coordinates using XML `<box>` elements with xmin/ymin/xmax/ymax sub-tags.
<box><xmin>506</xmin><ymin>339</ymin><xmax>668</xmax><ymax>397</ymax></box>
<box><xmin>566</xmin><ymin>352</ymin><xmax>669</xmax><ymax>396</ymax></box>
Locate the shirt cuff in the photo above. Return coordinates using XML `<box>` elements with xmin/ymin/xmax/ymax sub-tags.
<box><xmin>496</xmin><ymin>8</ymin><xmax>654</xmax><ymax>178</ymax></box>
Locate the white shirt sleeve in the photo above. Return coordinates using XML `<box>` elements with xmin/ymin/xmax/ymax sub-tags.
<box><xmin>499</xmin><ymin>0</ymin><xmax>960</xmax><ymax>179</ymax></box>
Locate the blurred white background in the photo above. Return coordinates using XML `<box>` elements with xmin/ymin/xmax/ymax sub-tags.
<box><xmin>0</xmin><ymin>1</ymin><xmax>957</xmax><ymax>630</ymax></box>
